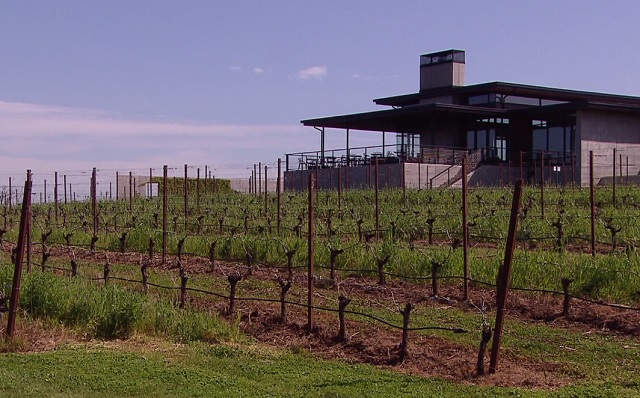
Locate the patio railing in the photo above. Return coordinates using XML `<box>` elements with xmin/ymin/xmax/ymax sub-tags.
<box><xmin>285</xmin><ymin>144</ymin><xmax>471</xmax><ymax>172</ymax></box>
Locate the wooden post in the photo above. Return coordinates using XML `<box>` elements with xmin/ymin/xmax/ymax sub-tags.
<box><xmin>589</xmin><ymin>151</ymin><xmax>596</xmax><ymax>257</ymax></box>
<box><xmin>307</xmin><ymin>174</ymin><xmax>315</xmax><ymax>332</ymax></box>
<box><xmin>129</xmin><ymin>171</ymin><xmax>133</xmax><ymax>212</ymax></box>
<box><xmin>258</xmin><ymin>162</ymin><xmax>262</xmax><ymax>199</ymax></box>
<box><xmin>184</xmin><ymin>164</ymin><xmax>189</xmax><ymax>231</ymax></box>
<box><xmin>418</xmin><ymin>157</ymin><xmax>422</xmax><ymax>190</ymax></box>
<box><xmin>375</xmin><ymin>157</ymin><xmax>379</xmax><ymax>240</ymax></box>
<box><xmin>63</xmin><ymin>174</ymin><xmax>67</xmax><ymax>205</ymax></box>
<box><xmin>26</xmin><ymin>171</ymin><xmax>32</xmax><ymax>271</ymax></box>
<box><xmin>162</xmin><ymin>165</ymin><xmax>168</xmax><ymax>265</ymax></box>
<box><xmin>6</xmin><ymin>171</ymin><xmax>32</xmax><ymax>338</ymax></box>
<box><xmin>488</xmin><ymin>179</ymin><xmax>524</xmax><ymax>374</ymax></box>
<box><xmin>277</xmin><ymin>158</ymin><xmax>282</xmax><ymax>234</ymax></box>
<box><xmin>519</xmin><ymin>151</ymin><xmax>524</xmax><ymax>182</ymax></box>
<box><xmin>462</xmin><ymin>156</ymin><xmax>469</xmax><ymax>301</ymax></box>
<box><xmin>402</xmin><ymin>160</ymin><xmax>406</xmax><ymax>203</ymax></box>
<box><xmin>54</xmin><ymin>171</ymin><xmax>58</xmax><ymax>223</ymax></box>
<box><xmin>92</xmin><ymin>168</ymin><xmax>97</xmax><ymax>237</ymax></box>
<box><xmin>264</xmin><ymin>165</ymin><xmax>268</xmax><ymax>218</ymax></box>
<box><xmin>612</xmin><ymin>148</ymin><xmax>616</xmax><ymax>207</ymax></box>
<box><xmin>204</xmin><ymin>165</ymin><xmax>208</xmax><ymax>196</ymax></box>
<box><xmin>338</xmin><ymin>166</ymin><xmax>342</xmax><ymax>218</ymax></box>
<box><xmin>540</xmin><ymin>152</ymin><xmax>545</xmax><ymax>220</ymax></box>
<box><xmin>196</xmin><ymin>168</ymin><xmax>201</xmax><ymax>215</ymax></box>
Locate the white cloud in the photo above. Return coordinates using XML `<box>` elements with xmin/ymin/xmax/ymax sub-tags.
<box><xmin>253</xmin><ymin>67</ymin><xmax>264</xmax><ymax>74</ymax></box>
<box><xmin>297</xmin><ymin>66</ymin><xmax>327</xmax><ymax>80</ymax></box>
<box><xmin>0</xmin><ymin>101</ymin><xmax>314</xmax><ymax>179</ymax></box>
<box><xmin>228</xmin><ymin>66</ymin><xmax>243</xmax><ymax>72</ymax></box>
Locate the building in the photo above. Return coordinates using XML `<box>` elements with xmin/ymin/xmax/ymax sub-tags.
<box><xmin>285</xmin><ymin>49</ymin><xmax>640</xmax><ymax>190</ymax></box>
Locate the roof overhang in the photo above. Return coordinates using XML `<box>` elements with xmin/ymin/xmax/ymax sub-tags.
<box><xmin>374</xmin><ymin>81</ymin><xmax>640</xmax><ymax>108</ymax></box>
<box><xmin>301</xmin><ymin>103</ymin><xmax>506</xmax><ymax>132</ymax></box>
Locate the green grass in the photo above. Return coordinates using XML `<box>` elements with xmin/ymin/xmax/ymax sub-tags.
<box><xmin>0</xmin><ymin>263</ymin><xmax>239</xmax><ymax>343</ymax></box>
<box><xmin>0</xmin><ymin>341</ymin><xmax>638</xmax><ymax>397</ymax></box>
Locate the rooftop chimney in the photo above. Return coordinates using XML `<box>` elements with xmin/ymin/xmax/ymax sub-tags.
<box><xmin>419</xmin><ymin>49</ymin><xmax>465</xmax><ymax>91</ymax></box>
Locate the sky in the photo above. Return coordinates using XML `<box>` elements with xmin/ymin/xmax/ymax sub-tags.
<box><xmin>1</xmin><ymin>0</ymin><xmax>640</xmax><ymax>191</ymax></box>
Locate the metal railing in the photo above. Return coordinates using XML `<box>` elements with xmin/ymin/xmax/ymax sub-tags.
<box><xmin>285</xmin><ymin>144</ymin><xmax>471</xmax><ymax>172</ymax></box>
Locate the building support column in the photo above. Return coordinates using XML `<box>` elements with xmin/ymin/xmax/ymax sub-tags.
<box><xmin>315</xmin><ymin>126</ymin><xmax>325</xmax><ymax>168</ymax></box>
<box><xmin>346</xmin><ymin>128</ymin><xmax>350</xmax><ymax>167</ymax></box>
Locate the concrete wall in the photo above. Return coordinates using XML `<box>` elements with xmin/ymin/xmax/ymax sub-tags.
<box><xmin>461</xmin><ymin>164</ymin><xmax>573</xmax><ymax>188</ymax></box>
<box><xmin>577</xmin><ymin>110</ymin><xmax>640</xmax><ymax>186</ymax></box>
<box><xmin>284</xmin><ymin>163</ymin><xmax>463</xmax><ymax>191</ymax></box>
<box><xmin>404</xmin><ymin>163</ymin><xmax>461</xmax><ymax>189</ymax></box>
<box><xmin>116</xmin><ymin>175</ymin><xmax>151</xmax><ymax>199</ymax></box>
<box><xmin>230</xmin><ymin>178</ymin><xmax>279</xmax><ymax>194</ymax></box>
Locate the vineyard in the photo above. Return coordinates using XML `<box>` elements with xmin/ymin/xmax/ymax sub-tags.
<box><xmin>1</xmin><ymin>167</ymin><xmax>640</xmax><ymax>395</ymax></box>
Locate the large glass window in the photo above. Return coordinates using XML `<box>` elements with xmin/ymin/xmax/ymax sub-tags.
<box><xmin>396</xmin><ymin>133</ymin><xmax>421</xmax><ymax>157</ymax></box>
<box><xmin>467</xmin><ymin>131</ymin><xmax>475</xmax><ymax>149</ymax></box>
<box><xmin>477</xmin><ymin>130</ymin><xmax>487</xmax><ymax>148</ymax></box>
<box><xmin>548</xmin><ymin>127</ymin><xmax>565</xmax><ymax>153</ymax></box>
<box><xmin>467</xmin><ymin>121</ymin><xmax>508</xmax><ymax>161</ymax></box>
<box><xmin>531</xmin><ymin>124</ymin><xmax>575</xmax><ymax>158</ymax></box>
<box><xmin>533</xmin><ymin>128</ymin><xmax>547</xmax><ymax>152</ymax></box>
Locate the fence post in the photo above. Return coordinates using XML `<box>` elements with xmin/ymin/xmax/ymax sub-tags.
<box><xmin>307</xmin><ymin>174</ymin><xmax>315</xmax><ymax>332</ymax></box>
<box><xmin>462</xmin><ymin>156</ymin><xmax>469</xmax><ymax>301</ymax></box>
<box><xmin>7</xmin><ymin>177</ymin><xmax>11</xmax><ymax>211</ymax></box>
<box><xmin>162</xmin><ymin>165</ymin><xmax>168</xmax><ymax>265</ymax></box>
<box><xmin>92</xmin><ymin>168</ymin><xmax>97</xmax><ymax>237</ymax></box>
<box><xmin>5</xmin><ymin>171</ymin><xmax>32</xmax><ymax>339</ymax></box>
<box><xmin>612</xmin><ymin>148</ymin><xmax>616</xmax><ymax>207</ymax></box>
<box><xmin>375</xmin><ymin>157</ymin><xmax>380</xmax><ymax>240</ymax></box>
<box><xmin>184</xmin><ymin>164</ymin><xmax>189</xmax><ymax>231</ymax></box>
<box><xmin>589</xmin><ymin>151</ymin><xmax>596</xmax><ymax>257</ymax></box>
<box><xmin>197</xmin><ymin>168</ymin><xmax>201</xmax><ymax>215</ymax></box>
<box><xmin>258</xmin><ymin>162</ymin><xmax>262</xmax><ymax>199</ymax></box>
<box><xmin>264</xmin><ymin>165</ymin><xmax>268</xmax><ymax>219</ymax></box>
<box><xmin>338</xmin><ymin>166</ymin><xmax>342</xmax><ymax>220</ymax></box>
<box><xmin>540</xmin><ymin>152</ymin><xmax>545</xmax><ymax>220</ymax></box>
<box><xmin>489</xmin><ymin>179</ymin><xmax>524</xmax><ymax>374</ymax></box>
<box><xmin>277</xmin><ymin>158</ymin><xmax>282</xmax><ymax>235</ymax></box>
<box><xmin>26</xmin><ymin>171</ymin><xmax>32</xmax><ymax>272</ymax></box>
<box><xmin>54</xmin><ymin>171</ymin><xmax>58</xmax><ymax>223</ymax></box>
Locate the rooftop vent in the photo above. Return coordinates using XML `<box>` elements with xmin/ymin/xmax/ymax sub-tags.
<box><xmin>420</xmin><ymin>49</ymin><xmax>465</xmax><ymax>91</ymax></box>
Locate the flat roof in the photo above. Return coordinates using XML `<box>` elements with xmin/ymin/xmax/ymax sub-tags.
<box><xmin>301</xmin><ymin>103</ymin><xmax>506</xmax><ymax>131</ymax></box>
<box><xmin>301</xmin><ymin>80</ymin><xmax>640</xmax><ymax>132</ymax></box>
<box><xmin>374</xmin><ymin>81</ymin><xmax>640</xmax><ymax>108</ymax></box>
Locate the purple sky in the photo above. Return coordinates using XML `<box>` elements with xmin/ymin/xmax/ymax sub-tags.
<box><xmin>1</xmin><ymin>0</ymin><xmax>639</xmax><ymax>188</ymax></box>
